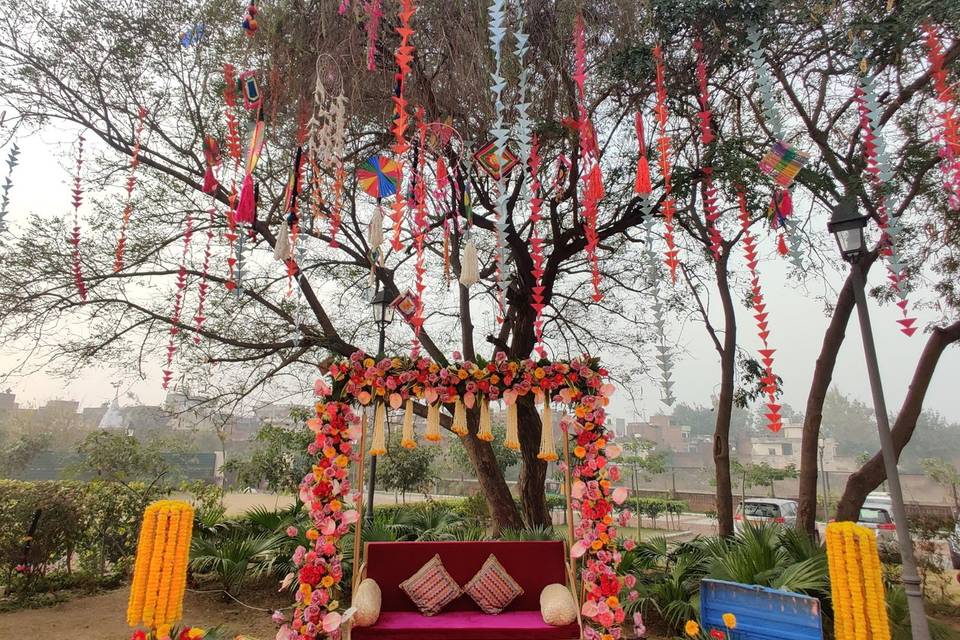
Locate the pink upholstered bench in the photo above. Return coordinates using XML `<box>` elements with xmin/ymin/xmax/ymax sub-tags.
<box><xmin>349</xmin><ymin>540</ymin><xmax>581</xmax><ymax>640</ymax></box>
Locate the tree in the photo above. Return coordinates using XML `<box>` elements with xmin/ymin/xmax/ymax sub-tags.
<box><xmin>73</xmin><ymin>431</ymin><xmax>168</xmax><ymax>484</ymax></box>
<box><xmin>377</xmin><ymin>434</ymin><xmax>437</xmax><ymax>503</ymax></box>
<box><xmin>732</xmin><ymin>461</ymin><xmax>798</xmax><ymax>501</ymax></box>
<box><xmin>919</xmin><ymin>458</ymin><xmax>960</xmax><ymax>515</ymax></box>
<box><xmin>222</xmin><ymin>420</ymin><xmax>314</xmax><ymax>494</ymax></box>
<box><xmin>448</xmin><ymin>422</ymin><xmax>520</xmax><ymax>482</ymax></box>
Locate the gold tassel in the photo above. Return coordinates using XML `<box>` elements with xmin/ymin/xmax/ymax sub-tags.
<box><xmin>369</xmin><ymin>401</ymin><xmax>387</xmax><ymax>456</ymax></box>
<box><xmin>477</xmin><ymin>397</ymin><xmax>493</xmax><ymax>441</ymax></box>
<box><xmin>401</xmin><ymin>399</ymin><xmax>416</xmax><ymax>449</ymax></box>
<box><xmin>537</xmin><ymin>393</ymin><xmax>557</xmax><ymax>461</ymax></box>
<box><xmin>504</xmin><ymin>401</ymin><xmax>520</xmax><ymax>450</ymax></box>
<box><xmin>452</xmin><ymin>397</ymin><xmax>469</xmax><ymax>436</ymax></box>
<box><xmin>425</xmin><ymin>402</ymin><xmax>441</xmax><ymax>442</ymax></box>
<box><xmin>459</xmin><ymin>236</ymin><xmax>480</xmax><ymax>287</ymax></box>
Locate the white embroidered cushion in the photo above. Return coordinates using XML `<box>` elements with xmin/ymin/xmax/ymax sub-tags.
<box><xmin>540</xmin><ymin>583</ymin><xmax>577</xmax><ymax>626</ymax></box>
<box><xmin>352</xmin><ymin>578</ymin><xmax>381</xmax><ymax>627</ymax></box>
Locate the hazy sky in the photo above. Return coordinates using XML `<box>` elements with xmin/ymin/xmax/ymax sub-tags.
<box><xmin>1</xmin><ymin>130</ymin><xmax>958</xmax><ymax>425</ymax></box>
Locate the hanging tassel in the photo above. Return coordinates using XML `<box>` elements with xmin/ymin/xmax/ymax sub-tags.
<box><xmin>537</xmin><ymin>393</ymin><xmax>557</xmax><ymax>461</ymax></box>
<box><xmin>504</xmin><ymin>401</ymin><xmax>520</xmax><ymax>450</ymax></box>
<box><xmin>460</xmin><ymin>236</ymin><xmax>480</xmax><ymax>287</ymax></box>
<box><xmin>778</xmin><ymin>188</ymin><xmax>793</xmax><ymax>217</ymax></box>
<box><xmin>777</xmin><ymin>234</ymin><xmax>789</xmax><ymax>256</ymax></box>
<box><xmin>203</xmin><ymin>165</ymin><xmax>218</xmax><ymax>194</ymax></box>
<box><xmin>236</xmin><ymin>173</ymin><xmax>255</xmax><ymax>224</ymax></box>
<box><xmin>425</xmin><ymin>402</ymin><xmax>441</xmax><ymax>442</ymax></box>
<box><xmin>452</xmin><ymin>398</ymin><xmax>469</xmax><ymax>436</ymax></box>
<box><xmin>477</xmin><ymin>397</ymin><xmax>493</xmax><ymax>442</ymax></box>
<box><xmin>369</xmin><ymin>401</ymin><xmax>387</xmax><ymax>456</ymax></box>
<box><xmin>368</xmin><ymin>204</ymin><xmax>384</xmax><ymax>249</ymax></box>
<box><xmin>273</xmin><ymin>222</ymin><xmax>291</xmax><ymax>261</ymax></box>
<box><xmin>401</xmin><ymin>399</ymin><xmax>416</xmax><ymax>449</ymax></box>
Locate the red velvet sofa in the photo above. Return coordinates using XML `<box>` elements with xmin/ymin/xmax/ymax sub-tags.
<box><xmin>349</xmin><ymin>540</ymin><xmax>581</xmax><ymax>640</ymax></box>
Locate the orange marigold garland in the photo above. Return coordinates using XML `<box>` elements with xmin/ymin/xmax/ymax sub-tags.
<box><xmin>573</xmin><ymin>14</ymin><xmax>604</xmax><ymax>302</ymax></box>
<box><xmin>695</xmin><ymin>39</ymin><xmax>723</xmax><ymax>261</ymax></box>
<box><xmin>70</xmin><ymin>135</ymin><xmax>88</xmax><ymax>302</ymax></box>
<box><xmin>114</xmin><ymin>106</ymin><xmax>147</xmax><ymax>272</ymax></box>
<box><xmin>653</xmin><ymin>44</ymin><xmax>679</xmax><ymax>283</ymax></box>
<box><xmin>737</xmin><ymin>188</ymin><xmax>782</xmax><ymax>432</ymax></box>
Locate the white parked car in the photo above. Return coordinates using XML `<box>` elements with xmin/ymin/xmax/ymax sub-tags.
<box><xmin>735</xmin><ymin>498</ymin><xmax>799</xmax><ymax>530</ymax></box>
<box><xmin>857</xmin><ymin>502</ymin><xmax>897</xmax><ymax>541</ymax></box>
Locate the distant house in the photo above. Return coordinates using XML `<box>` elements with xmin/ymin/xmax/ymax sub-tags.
<box><xmin>624</xmin><ymin>414</ymin><xmax>691</xmax><ymax>452</ymax></box>
<box><xmin>742</xmin><ymin>423</ymin><xmax>853</xmax><ymax>470</ymax></box>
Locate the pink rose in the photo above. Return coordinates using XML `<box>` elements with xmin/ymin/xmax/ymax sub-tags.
<box><xmin>286</xmin><ymin>526</ymin><xmax>298</xmax><ymax>537</ymax></box>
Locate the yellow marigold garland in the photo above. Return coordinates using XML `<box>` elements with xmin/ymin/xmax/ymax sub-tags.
<box><xmin>825</xmin><ymin>521</ymin><xmax>890</xmax><ymax>640</ymax></box>
<box><xmin>128</xmin><ymin>500</ymin><xmax>195</xmax><ymax>632</ymax></box>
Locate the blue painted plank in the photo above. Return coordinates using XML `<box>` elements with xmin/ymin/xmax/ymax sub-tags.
<box><xmin>699</xmin><ymin>579</ymin><xmax>823</xmax><ymax>640</ymax></box>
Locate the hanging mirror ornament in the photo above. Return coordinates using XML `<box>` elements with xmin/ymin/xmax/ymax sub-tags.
<box><xmin>0</xmin><ymin>142</ymin><xmax>19</xmax><ymax>233</ymax></box>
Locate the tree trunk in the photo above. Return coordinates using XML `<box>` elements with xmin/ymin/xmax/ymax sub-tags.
<box><xmin>797</xmin><ymin>251</ymin><xmax>879</xmax><ymax>534</ymax></box>
<box><xmin>714</xmin><ymin>256</ymin><xmax>737</xmax><ymax>537</ymax></box>
<box><xmin>835</xmin><ymin>320</ymin><xmax>960</xmax><ymax>521</ymax></box>
<box><xmin>460</xmin><ymin>432</ymin><xmax>523</xmax><ymax>532</ymax></box>
<box><xmin>517</xmin><ymin>397</ymin><xmax>550</xmax><ymax>527</ymax></box>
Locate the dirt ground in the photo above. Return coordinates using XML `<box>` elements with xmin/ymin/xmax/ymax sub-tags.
<box><xmin>0</xmin><ymin>585</ymin><xmax>289</xmax><ymax>640</ymax></box>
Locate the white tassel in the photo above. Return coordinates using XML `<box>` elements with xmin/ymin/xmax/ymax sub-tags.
<box><xmin>459</xmin><ymin>236</ymin><xmax>480</xmax><ymax>287</ymax></box>
<box><xmin>452</xmin><ymin>398</ymin><xmax>469</xmax><ymax>436</ymax></box>
<box><xmin>537</xmin><ymin>392</ymin><xmax>557</xmax><ymax>461</ymax></box>
<box><xmin>370</xmin><ymin>401</ymin><xmax>387</xmax><ymax>456</ymax></box>
<box><xmin>368</xmin><ymin>205</ymin><xmax>384</xmax><ymax>249</ymax></box>
<box><xmin>504</xmin><ymin>401</ymin><xmax>520</xmax><ymax>450</ymax></box>
<box><xmin>401</xmin><ymin>399</ymin><xmax>416</xmax><ymax>449</ymax></box>
<box><xmin>477</xmin><ymin>397</ymin><xmax>493</xmax><ymax>442</ymax></box>
<box><xmin>425</xmin><ymin>402</ymin><xmax>441</xmax><ymax>442</ymax></box>
<box><xmin>273</xmin><ymin>222</ymin><xmax>292</xmax><ymax>261</ymax></box>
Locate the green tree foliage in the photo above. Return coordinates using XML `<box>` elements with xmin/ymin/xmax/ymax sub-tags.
<box><xmin>377</xmin><ymin>434</ymin><xmax>437</xmax><ymax>502</ymax></box>
<box><xmin>0</xmin><ymin>432</ymin><xmax>51</xmax><ymax>477</ymax></box>
<box><xmin>448</xmin><ymin>422</ymin><xmax>520</xmax><ymax>478</ymax></box>
<box><xmin>732</xmin><ymin>460</ymin><xmax>798</xmax><ymax>499</ymax></box>
<box><xmin>72</xmin><ymin>431</ymin><xmax>170</xmax><ymax>483</ymax></box>
<box><xmin>919</xmin><ymin>458</ymin><xmax>960</xmax><ymax>513</ymax></box>
<box><xmin>222</xmin><ymin>419</ymin><xmax>313</xmax><ymax>494</ymax></box>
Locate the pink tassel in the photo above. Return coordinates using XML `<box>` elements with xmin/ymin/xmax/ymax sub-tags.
<box><xmin>203</xmin><ymin>166</ymin><xmax>218</xmax><ymax>194</ymax></box>
<box><xmin>777</xmin><ymin>234</ymin><xmax>788</xmax><ymax>256</ymax></box>
<box><xmin>236</xmin><ymin>173</ymin><xmax>255</xmax><ymax>224</ymax></box>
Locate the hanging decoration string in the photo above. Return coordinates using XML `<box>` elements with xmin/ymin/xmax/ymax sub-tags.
<box><xmin>634</xmin><ymin>113</ymin><xmax>652</xmax><ymax>197</ymax></box>
<box><xmin>747</xmin><ymin>26</ymin><xmax>805</xmax><ymax>269</ymax></box>
<box><xmin>70</xmin><ymin>135</ymin><xmax>88</xmax><ymax>302</ymax></box>
<box><xmin>0</xmin><ymin>142</ymin><xmax>20</xmax><ymax>233</ymax></box>
<box><xmin>410</xmin><ymin>108</ymin><xmax>430</xmax><ymax>357</ymax></box>
<box><xmin>529</xmin><ymin>136</ymin><xmax>547</xmax><ymax>359</ymax></box>
<box><xmin>488</xmin><ymin>0</ymin><xmax>511</xmax><ymax>318</ymax></box>
<box><xmin>642</xmin><ymin>214</ymin><xmax>675</xmax><ymax>407</ymax></box>
<box><xmin>737</xmin><ymin>188</ymin><xmax>782</xmax><ymax>432</ymax></box>
<box><xmin>193</xmin><ymin>203</ymin><xmax>215</xmax><ymax>344</ymax></box>
<box><xmin>389</xmin><ymin>1</ymin><xmax>416</xmax><ymax>252</ymax></box>
<box><xmin>364</xmin><ymin>0</ymin><xmax>384</xmax><ymax>72</ymax></box>
<box><xmin>922</xmin><ymin>24</ymin><xmax>960</xmax><ymax>211</ymax></box>
<box><xmin>161</xmin><ymin>208</ymin><xmax>195</xmax><ymax>390</ymax></box>
<box><xmin>694</xmin><ymin>40</ymin><xmax>723</xmax><ymax>261</ymax></box>
<box><xmin>854</xmin><ymin>63</ymin><xmax>916</xmax><ymax>337</ymax></box>
<box><xmin>114</xmin><ymin>106</ymin><xmax>147</xmax><ymax>272</ymax></box>
<box><xmin>222</xmin><ymin>64</ymin><xmax>244</xmax><ymax>293</ymax></box>
<box><xmin>652</xmin><ymin>44</ymin><xmax>679</xmax><ymax>283</ymax></box>
<box><xmin>573</xmin><ymin>14</ymin><xmax>604</xmax><ymax>303</ymax></box>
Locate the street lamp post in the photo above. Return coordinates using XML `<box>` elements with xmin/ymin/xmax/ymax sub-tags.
<box><xmin>828</xmin><ymin>206</ymin><xmax>930</xmax><ymax>640</ymax></box>
<box><xmin>366</xmin><ymin>284</ymin><xmax>395</xmax><ymax>524</ymax></box>
<box><xmin>818</xmin><ymin>438</ymin><xmax>830</xmax><ymax>524</ymax></box>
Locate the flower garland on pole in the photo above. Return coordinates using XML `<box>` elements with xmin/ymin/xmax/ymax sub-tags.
<box><xmin>285</xmin><ymin>351</ymin><xmax>628</xmax><ymax>639</ymax></box>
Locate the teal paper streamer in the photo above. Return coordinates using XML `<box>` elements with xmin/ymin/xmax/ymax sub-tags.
<box><xmin>0</xmin><ymin>143</ymin><xmax>20</xmax><ymax>233</ymax></box>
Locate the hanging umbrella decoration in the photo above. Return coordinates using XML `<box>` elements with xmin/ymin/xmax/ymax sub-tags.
<box><xmin>0</xmin><ymin>142</ymin><xmax>19</xmax><ymax>233</ymax></box>
<box><xmin>358</xmin><ymin>155</ymin><xmax>400</xmax><ymax>199</ymax></box>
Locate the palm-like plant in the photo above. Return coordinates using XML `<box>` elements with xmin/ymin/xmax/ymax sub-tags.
<box><xmin>499</xmin><ymin>524</ymin><xmax>559</xmax><ymax>541</ymax></box>
<box><xmin>394</xmin><ymin>504</ymin><xmax>464</xmax><ymax>540</ymax></box>
<box><xmin>189</xmin><ymin>529</ymin><xmax>286</xmax><ymax>596</ymax></box>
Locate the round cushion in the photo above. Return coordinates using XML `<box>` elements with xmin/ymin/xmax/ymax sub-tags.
<box><xmin>539</xmin><ymin>583</ymin><xmax>577</xmax><ymax>626</ymax></box>
<box><xmin>353</xmin><ymin>578</ymin><xmax>382</xmax><ymax>627</ymax></box>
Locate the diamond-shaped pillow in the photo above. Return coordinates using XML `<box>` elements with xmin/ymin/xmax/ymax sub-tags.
<box><xmin>399</xmin><ymin>554</ymin><xmax>463</xmax><ymax>616</ymax></box>
<box><xmin>464</xmin><ymin>554</ymin><xmax>524</xmax><ymax>614</ymax></box>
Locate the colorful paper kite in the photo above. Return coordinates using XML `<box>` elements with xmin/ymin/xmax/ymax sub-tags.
<box><xmin>358</xmin><ymin>155</ymin><xmax>400</xmax><ymax>199</ymax></box>
<box><xmin>759</xmin><ymin>140</ymin><xmax>808</xmax><ymax>187</ymax></box>
<box><xmin>472</xmin><ymin>140</ymin><xmax>519</xmax><ymax>181</ymax></box>
<box><xmin>390</xmin><ymin>289</ymin><xmax>418</xmax><ymax>324</ymax></box>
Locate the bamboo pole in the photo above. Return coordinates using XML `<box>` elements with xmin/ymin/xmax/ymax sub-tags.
<box><xmin>562</xmin><ymin>428</ymin><xmax>575</xmax><ymax>550</ymax></box>
<box><xmin>352</xmin><ymin>408</ymin><xmax>368</xmax><ymax>595</ymax></box>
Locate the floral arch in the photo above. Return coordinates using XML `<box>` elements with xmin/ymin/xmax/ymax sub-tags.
<box><xmin>284</xmin><ymin>351</ymin><xmax>630</xmax><ymax>640</ymax></box>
